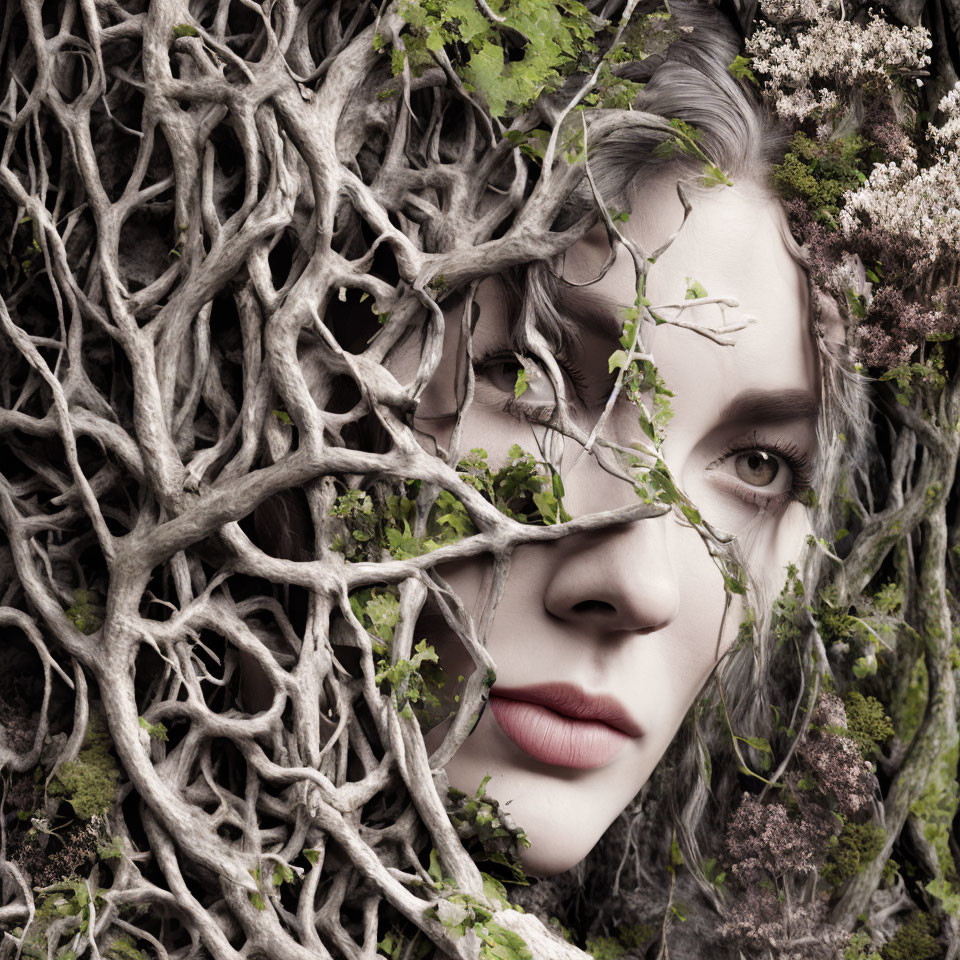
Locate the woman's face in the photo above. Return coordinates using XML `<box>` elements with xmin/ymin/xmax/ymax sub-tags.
<box><xmin>415</xmin><ymin>176</ymin><xmax>819</xmax><ymax>876</ymax></box>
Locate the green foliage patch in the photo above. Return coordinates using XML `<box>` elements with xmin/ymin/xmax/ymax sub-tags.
<box><xmin>396</xmin><ymin>0</ymin><xmax>598</xmax><ymax>118</ymax></box>
<box><xmin>881</xmin><ymin>911</ymin><xmax>942</xmax><ymax>960</ymax></box>
<box><xmin>330</xmin><ymin>446</ymin><xmax>570</xmax><ymax>563</ymax></box>
<box><xmin>49</xmin><ymin>713</ymin><xmax>122</xmax><ymax>820</ymax></box>
<box><xmin>821</xmin><ymin>821</ymin><xmax>886</xmax><ymax>886</ymax></box>
<box><xmin>446</xmin><ymin>775</ymin><xmax>530</xmax><ymax>884</ymax></box>
<box><xmin>18</xmin><ymin>881</ymin><xmax>108</xmax><ymax>959</ymax></box>
<box><xmin>772</xmin><ymin>132</ymin><xmax>871</xmax><ymax>226</ymax></box>
<box><xmin>375</xmin><ymin>639</ymin><xmax>446</xmax><ymax>722</ymax></box>
<box><xmin>64</xmin><ymin>588</ymin><xmax>105</xmax><ymax>635</ymax></box>
<box><xmin>843</xmin><ymin>691</ymin><xmax>893</xmax><ymax>758</ymax></box>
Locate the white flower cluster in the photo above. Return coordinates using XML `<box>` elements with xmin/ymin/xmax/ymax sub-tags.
<box><xmin>932</xmin><ymin>83</ymin><xmax>960</xmax><ymax>147</ymax></box>
<box><xmin>748</xmin><ymin>6</ymin><xmax>931</xmax><ymax>123</ymax></box>
<box><xmin>758</xmin><ymin>0</ymin><xmax>841</xmax><ymax>23</ymax></box>
<box><xmin>839</xmin><ymin>84</ymin><xmax>960</xmax><ymax>265</ymax></box>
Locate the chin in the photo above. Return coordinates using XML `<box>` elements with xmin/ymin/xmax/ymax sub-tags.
<box><xmin>516</xmin><ymin>817</ymin><xmax>600</xmax><ymax>877</ymax></box>
<box><xmin>440</xmin><ymin>716</ymin><xmax>635</xmax><ymax>880</ymax></box>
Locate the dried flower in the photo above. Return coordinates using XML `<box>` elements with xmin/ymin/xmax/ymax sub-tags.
<box><xmin>748</xmin><ymin>6</ymin><xmax>931</xmax><ymax>124</ymax></box>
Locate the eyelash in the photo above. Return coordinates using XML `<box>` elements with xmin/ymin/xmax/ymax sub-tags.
<box><xmin>716</xmin><ymin>433</ymin><xmax>813</xmax><ymax>507</ymax></box>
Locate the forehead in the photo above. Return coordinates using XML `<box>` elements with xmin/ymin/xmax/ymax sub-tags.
<box><xmin>561</xmin><ymin>177</ymin><xmax>817</xmax><ymax>421</ymax></box>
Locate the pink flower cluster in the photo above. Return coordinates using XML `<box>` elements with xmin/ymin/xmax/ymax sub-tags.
<box><xmin>858</xmin><ymin>287</ymin><xmax>959</xmax><ymax>368</ymax></box>
<box><xmin>726</xmin><ymin>794</ymin><xmax>832</xmax><ymax>881</ymax></box>
<box><xmin>719</xmin><ymin>696</ymin><xmax>878</xmax><ymax>955</ymax></box>
<box><xmin>798</xmin><ymin>694</ymin><xmax>874</xmax><ymax>817</ymax></box>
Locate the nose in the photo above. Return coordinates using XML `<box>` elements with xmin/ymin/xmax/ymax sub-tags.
<box><xmin>542</xmin><ymin>519</ymin><xmax>680</xmax><ymax>634</ymax></box>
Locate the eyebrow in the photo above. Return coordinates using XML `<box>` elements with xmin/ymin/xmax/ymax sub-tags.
<box><xmin>554</xmin><ymin>287</ymin><xmax>626</xmax><ymax>341</ymax></box>
<box><xmin>718</xmin><ymin>389</ymin><xmax>820</xmax><ymax>424</ymax></box>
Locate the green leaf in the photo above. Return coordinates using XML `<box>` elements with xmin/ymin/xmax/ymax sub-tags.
<box><xmin>482</xmin><ymin>873</ymin><xmax>510</xmax><ymax>908</ymax></box>
<box><xmin>272</xmin><ymin>409</ymin><xmax>293</xmax><ymax>425</ymax></box>
<box><xmin>428</xmin><ymin>848</ymin><xmax>444</xmax><ymax>886</ymax></box>
<box><xmin>723</xmin><ymin>572</ymin><xmax>747</xmax><ymax>595</ymax></box>
<box><xmin>727</xmin><ymin>54</ymin><xmax>758</xmax><ymax>86</ymax></box>
<box><xmin>303</xmin><ymin>848</ymin><xmax>319</xmax><ymax>865</ymax></box>
<box><xmin>684</xmin><ymin>278</ymin><xmax>708</xmax><ymax>300</ymax></box>
<box><xmin>608</xmin><ymin>349</ymin><xmax>629</xmax><ymax>373</ymax></box>
<box><xmin>172</xmin><ymin>23</ymin><xmax>199</xmax><ymax>38</ymax></box>
<box><xmin>701</xmin><ymin>163</ymin><xmax>733</xmax><ymax>188</ymax></box>
<box><xmin>738</xmin><ymin>735</ymin><xmax>772</xmax><ymax>754</ymax></box>
<box><xmin>514</xmin><ymin>368</ymin><xmax>528</xmax><ymax>398</ymax></box>
<box><xmin>137</xmin><ymin>716</ymin><xmax>168</xmax><ymax>741</ymax></box>
<box><xmin>464</xmin><ymin>41</ymin><xmax>508</xmax><ymax>117</ymax></box>
<box><xmin>481</xmin><ymin>923</ymin><xmax>533</xmax><ymax>960</ymax></box>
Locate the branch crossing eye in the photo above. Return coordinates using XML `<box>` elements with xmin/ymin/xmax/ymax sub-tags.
<box><xmin>479</xmin><ymin>355</ymin><xmax>559</xmax><ymax>405</ymax></box>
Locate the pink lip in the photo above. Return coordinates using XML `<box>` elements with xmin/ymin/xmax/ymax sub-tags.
<box><xmin>488</xmin><ymin>683</ymin><xmax>642</xmax><ymax>770</ymax></box>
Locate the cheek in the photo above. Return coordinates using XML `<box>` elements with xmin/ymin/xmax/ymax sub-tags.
<box><xmin>664</xmin><ymin>521</ymin><xmax>740</xmax><ymax>668</ymax></box>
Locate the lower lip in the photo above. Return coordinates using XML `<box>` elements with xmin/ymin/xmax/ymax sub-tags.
<box><xmin>488</xmin><ymin>695</ymin><xmax>632</xmax><ymax>770</ymax></box>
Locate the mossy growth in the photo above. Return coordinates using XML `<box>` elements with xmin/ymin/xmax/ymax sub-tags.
<box><xmin>844</xmin><ymin>691</ymin><xmax>894</xmax><ymax>758</ymax></box>
<box><xmin>773</xmin><ymin>563</ymin><xmax>806</xmax><ymax>647</ymax></box>
<box><xmin>772</xmin><ymin>132</ymin><xmax>872</xmax><ymax>227</ymax></box>
<box><xmin>822</xmin><ymin>822</ymin><xmax>886</xmax><ymax>887</ymax></box>
<box><xmin>889</xmin><ymin>652</ymin><xmax>928</xmax><ymax>746</ymax></box>
<box><xmin>813</xmin><ymin>586</ymin><xmax>859</xmax><ymax>646</ymax></box>
<box><xmin>17</xmin><ymin>881</ymin><xmax>107</xmax><ymax>959</ymax></box>
<box><xmin>49</xmin><ymin>712</ymin><xmax>123</xmax><ymax>820</ymax></box>
<box><xmin>844</xmin><ymin>929</ymin><xmax>882</xmax><ymax>960</ymax></box>
<box><xmin>585</xmin><ymin>936</ymin><xmax>626</xmax><ymax>960</ymax></box>
<box><xmin>137</xmin><ymin>716</ymin><xmax>168</xmax><ymax>741</ymax></box>
<box><xmin>446</xmin><ymin>775</ymin><xmax>530</xmax><ymax>884</ymax></box>
<box><xmin>911</xmin><ymin>734</ymin><xmax>960</xmax><ymax>912</ymax></box>
<box><xmin>64</xmin><ymin>588</ymin><xmax>105</xmax><ymax>635</ymax></box>
<box><xmin>105</xmin><ymin>937</ymin><xmax>148</xmax><ymax>960</ymax></box>
<box><xmin>881</xmin><ymin>911</ymin><xmax>942</xmax><ymax>960</ymax></box>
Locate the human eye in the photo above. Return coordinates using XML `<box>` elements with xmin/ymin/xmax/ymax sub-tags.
<box><xmin>474</xmin><ymin>350</ymin><xmax>585</xmax><ymax>422</ymax></box>
<box><xmin>706</xmin><ymin>435</ymin><xmax>812</xmax><ymax>509</ymax></box>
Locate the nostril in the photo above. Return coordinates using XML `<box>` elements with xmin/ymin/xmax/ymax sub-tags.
<box><xmin>571</xmin><ymin>599</ymin><xmax>616</xmax><ymax>615</ymax></box>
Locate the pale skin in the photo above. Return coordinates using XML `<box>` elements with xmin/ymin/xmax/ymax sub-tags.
<box><xmin>415</xmin><ymin>174</ymin><xmax>820</xmax><ymax>876</ymax></box>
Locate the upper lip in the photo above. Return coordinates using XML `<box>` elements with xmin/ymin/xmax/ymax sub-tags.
<box><xmin>490</xmin><ymin>683</ymin><xmax>643</xmax><ymax>737</ymax></box>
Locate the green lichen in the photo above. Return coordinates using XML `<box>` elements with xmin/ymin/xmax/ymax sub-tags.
<box><xmin>844</xmin><ymin>691</ymin><xmax>894</xmax><ymax>757</ymax></box>
<box><xmin>889</xmin><ymin>652</ymin><xmax>928</xmax><ymax>746</ymax></box>
<box><xmin>49</xmin><ymin>713</ymin><xmax>122</xmax><ymax>820</ymax></box>
<box><xmin>912</xmin><ymin>734</ymin><xmax>960</xmax><ymax>915</ymax></box>
<box><xmin>881</xmin><ymin>911</ymin><xmax>942</xmax><ymax>960</ymax></box>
